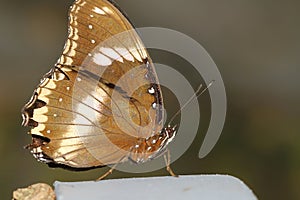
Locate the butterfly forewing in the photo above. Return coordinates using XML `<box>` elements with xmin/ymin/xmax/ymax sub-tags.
<box><xmin>59</xmin><ymin>0</ymin><xmax>163</xmax><ymax>132</ymax></box>
<box><xmin>22</xmin><ymin>0</ymin><xmax>165</xmax><ymax>169</ymax></box>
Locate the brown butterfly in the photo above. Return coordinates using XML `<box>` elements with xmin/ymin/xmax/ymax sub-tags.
<box><xmin>22</xmin><ymin>0</ymin><xmax>177</xmax><ymax>179</ymax></box>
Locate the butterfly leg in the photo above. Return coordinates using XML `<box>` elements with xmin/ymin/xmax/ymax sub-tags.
<box><xmin>163</xmin><ymin>149</ymin><xmax>178</xmax><ymax>177</ymax></box>
<box><xmin>95</xmin><ymin>163</ymin><xmax>118</xmax><ymax>181</ymax></box>
<box><xmin>95</xmin><ymin>156</ymin><xmax>127</xmax><ymax>181</ymax></box>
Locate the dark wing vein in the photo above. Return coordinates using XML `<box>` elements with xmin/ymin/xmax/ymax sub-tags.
<box><xmin>63</xmin><ymin>70</ymin><xmax>138</xmax><ymax>132</ymax></box>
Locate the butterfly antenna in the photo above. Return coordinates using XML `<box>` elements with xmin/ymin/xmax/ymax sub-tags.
<box><xmin>167</xmin><ymin>80</ymin><xmax>215</xmax><ymax>126</ymax></box>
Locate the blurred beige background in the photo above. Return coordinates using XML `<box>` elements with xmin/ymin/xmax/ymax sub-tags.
<box><xmin>1</xmin><ymin>0</ymin><xmax>299</xmax><ymax>199</ymax></box>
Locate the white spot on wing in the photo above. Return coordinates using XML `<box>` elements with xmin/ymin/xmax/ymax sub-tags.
<box><xmin>78</xmin><ymin>1</ymin><xmax>86</xmax><ymax>7</ymax></box>
<box><xmin>115</xmin><ymin>47</ymin><xmax>134</xmax><ymax>62</ymax></box>
<box><xmin>93</xmin><ymin>53</ymin><xmax>112</xmax><ymax>66</ymax></box>
<box><xmin>100</xmin><ymin>47</ymin><xmax>123</xmax><ymax>63</ymax></box>
<box><xmin>73</xmin><ymin>91</ymin><xmax>104</xmax><ymax>130</ymax></box>
<box><xmin>152</xmin><ymin>103</ymin><xmax>157</xmax><ymax>109</ymax></box>
<box><xmin>102</xmin><ymin>6</ymin><xmax>112</xmax><ymax>14</ymax></box>
<box><xmin>34</xmin><ymin>107</ymin><xmax>48</xmax><ymax>115</ymax></box>
<box><xmin>129</xmin><ymin>47</ymin><xmax>143</xmax><ymax>62</ymax></box>
<box><xmin>148</xmin><ymin>87</ymin><xmax>155</xmax><ymax>94</ymax></box>
<box><xmin>31</xmin><ymin>124</ymin><xmax>46</xmax><ymax>135</ymax></box>
<box><xmin>32</xmin><ymin>107</ymin><xmax>48</xmax><ymax>123</ymax></box>
<box><xmin>93</xmin><ymin>7</ymin><xmax>106</xmax><ymax>15</ymax></box>
<box><xmin>69</xmin><ymin>26</ymin><xmax>79</xmax><ymax>40</ymax></box>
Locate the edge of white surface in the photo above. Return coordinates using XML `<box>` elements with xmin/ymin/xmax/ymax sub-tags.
<box><xmin>54</xmin><ymin>174</ymin><xmax>258</xmax><ymax>200</ymax></box>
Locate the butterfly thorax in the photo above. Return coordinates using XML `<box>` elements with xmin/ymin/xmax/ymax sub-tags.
<box><xmin>128</xmin><ymin>126</ymin><xmax>176</xmax><ymax>164</ymax></box>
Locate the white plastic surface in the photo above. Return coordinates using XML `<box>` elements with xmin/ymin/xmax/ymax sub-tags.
<box><xmin>54</xmin><ymin>175</ymin><xmax>257</xmax><ymax>200</ymax></box>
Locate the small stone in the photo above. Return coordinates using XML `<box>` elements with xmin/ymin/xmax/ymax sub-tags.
<box><xmin>13</xmin><ymin>183</ymin><xmax>55</xmax><ymax>200</ymax></box>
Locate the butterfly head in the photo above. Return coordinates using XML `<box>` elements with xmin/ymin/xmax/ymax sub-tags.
<box><xmin>146</xmin><ymin>124</ymin><xmax>177</xmax><ymax>161</ymax></box>
<box><xmin>159</xmin><ymin>125</ymin><xmax>177</xmax><ymax>149</ymax></box>
<box><xmin>129</xmin><ymin>124</ymin><xmax>177</xmax><ymax>164</ymax></box>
